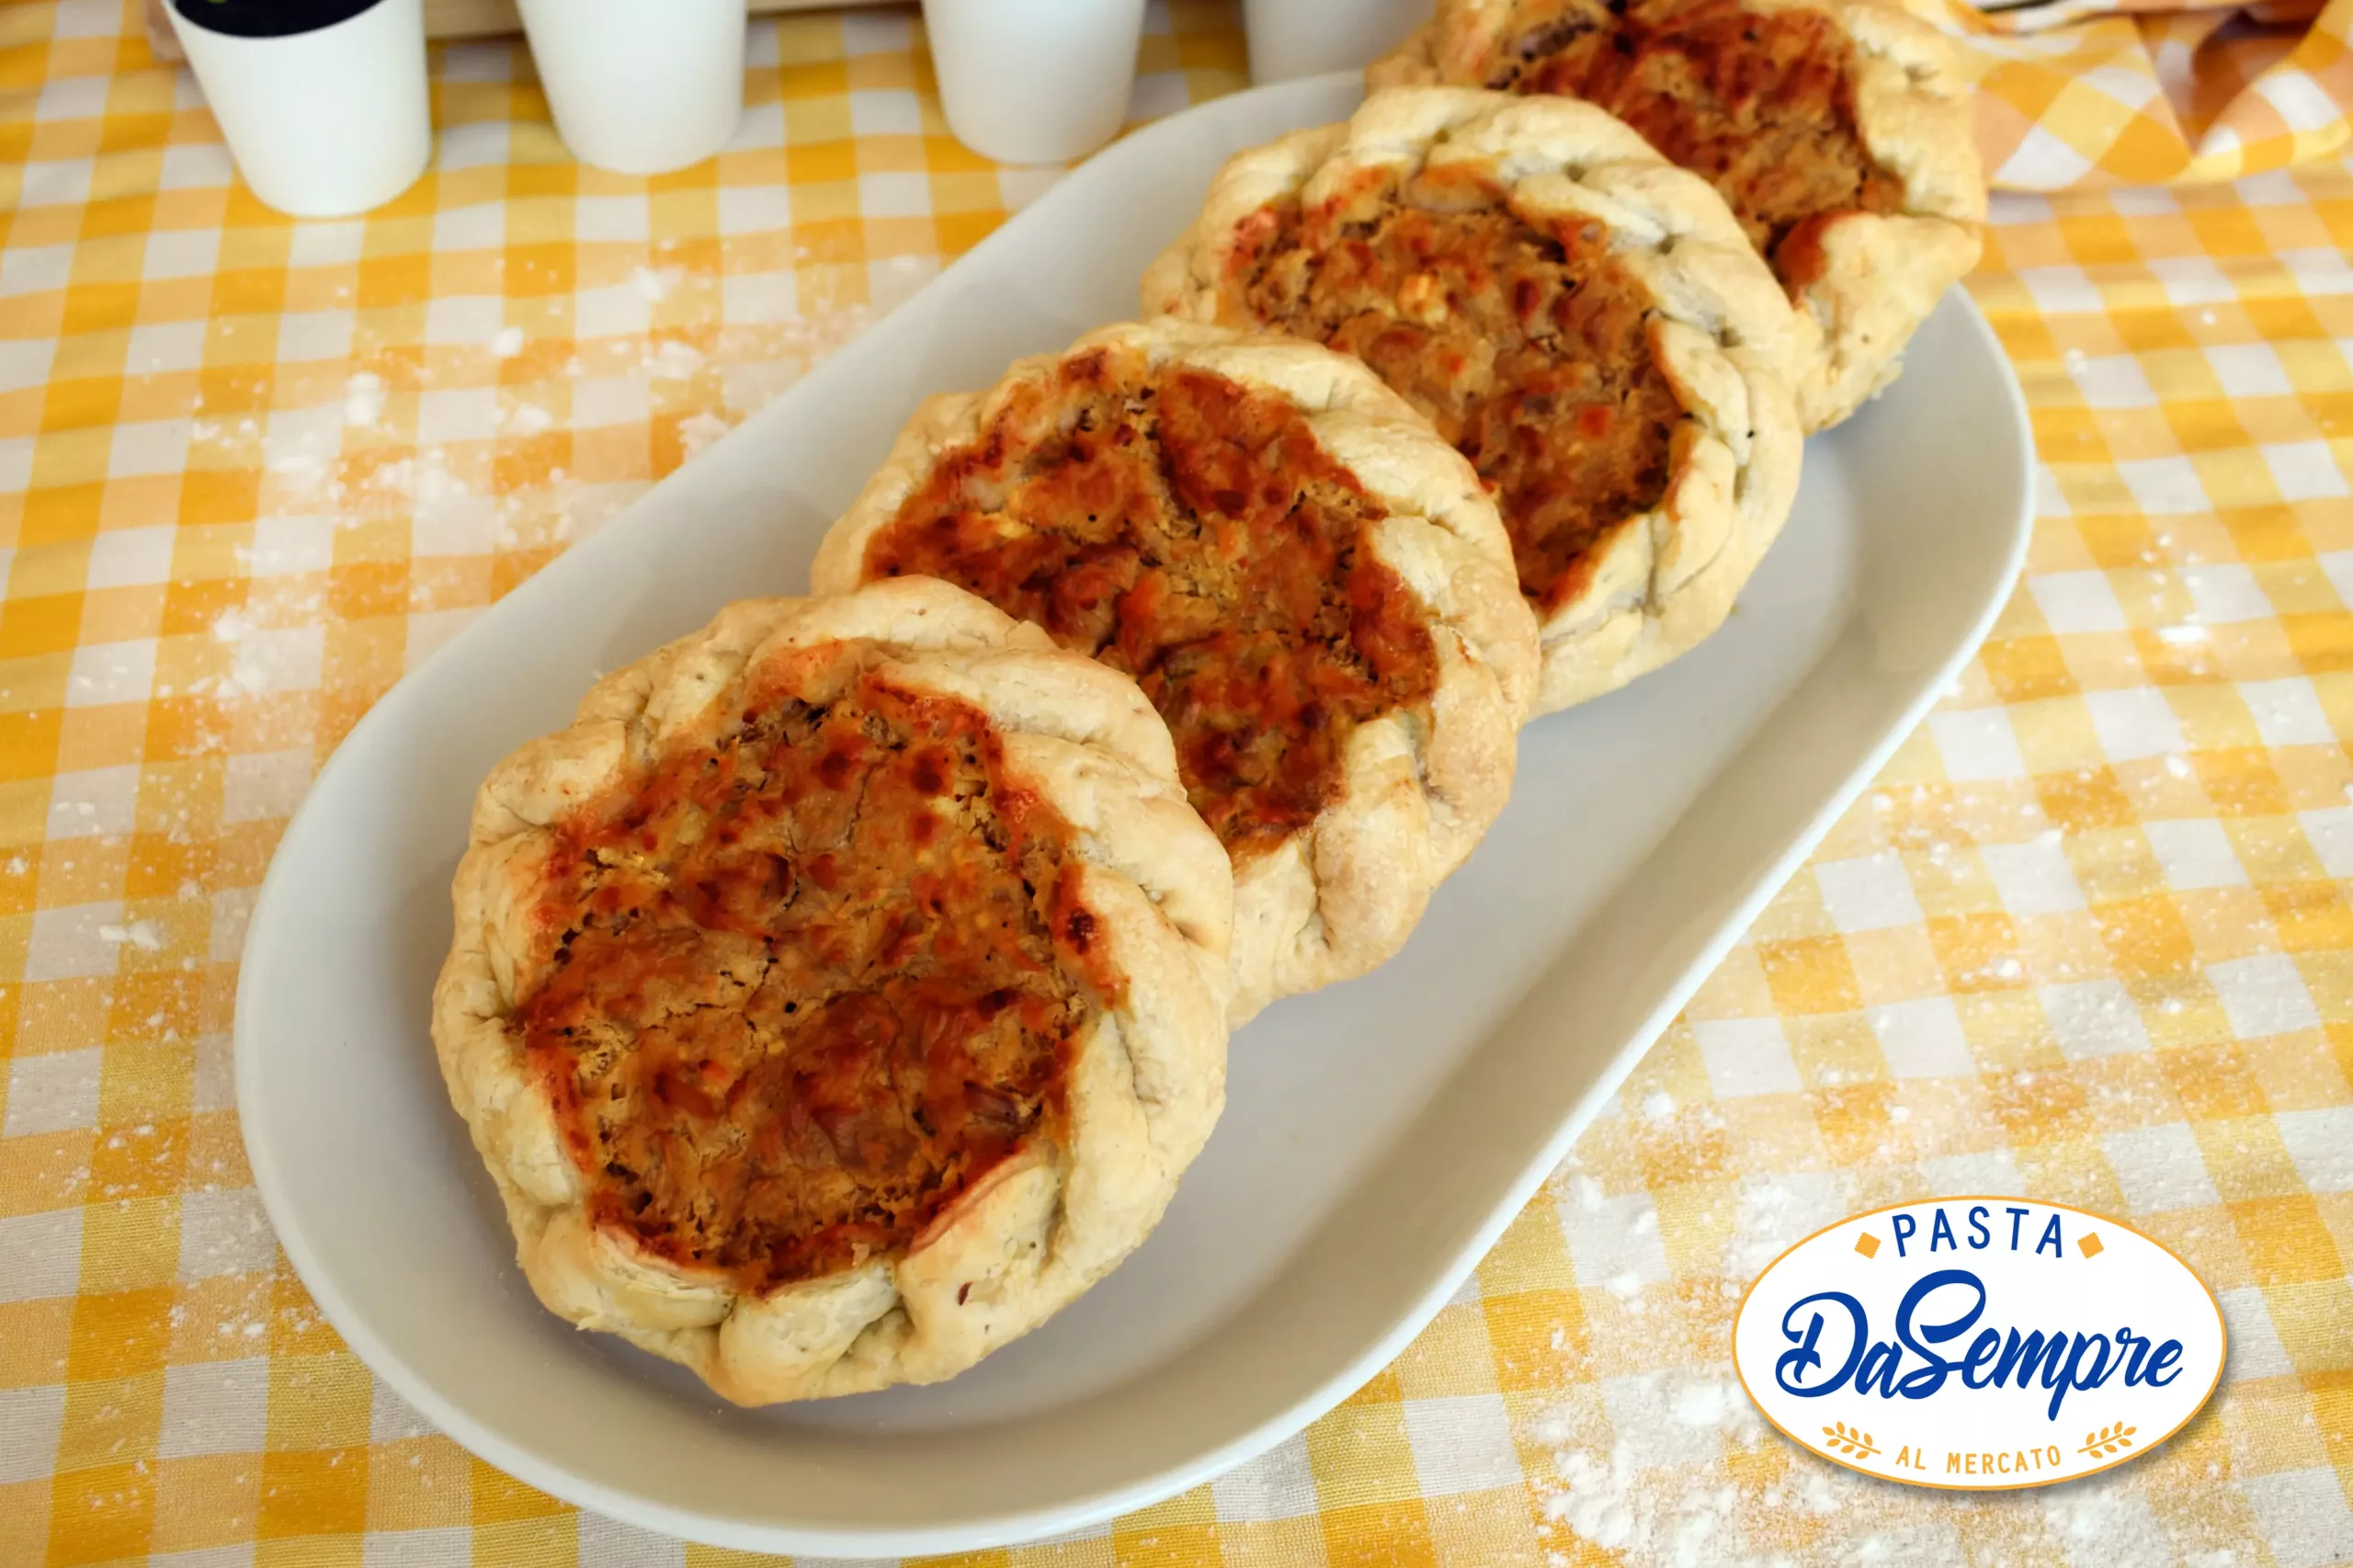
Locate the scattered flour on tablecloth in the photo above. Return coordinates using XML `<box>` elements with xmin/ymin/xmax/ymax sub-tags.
<box><xmin>1520</xmin><ymin>1164</ymin><xmax>2246</xmax><ymax>1568</ymax></box>
<box><xmin>649</xmin><ymin>339</ymin><xmax>705</xmax><ymax>379</ymax></box>
<box><xmin>97</xmin><ymin>920</ymin><xmax>164</xmax><ymax>951</ymax></box>
<box><xmin>679</xmin><ymin>410</ymin><xmax>733</xmax><ymax>457</ymax></box>
<box><xmin>344</xmin><ymin>371</ymin><xmax>386</xmax><ymax>426</ymax></box>
<box><xmin>1529</xmin><ymin>1367</ymin><xmax>1795</xmax><ymax>1567</ymax></box>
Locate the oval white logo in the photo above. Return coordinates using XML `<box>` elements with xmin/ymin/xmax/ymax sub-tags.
<box><xmin>1733</xmin><ymin>1198</ymin><xmax>2224</xmax><ymax>1489</ymax></box>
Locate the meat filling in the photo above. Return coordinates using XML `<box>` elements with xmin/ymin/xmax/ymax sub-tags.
<box><xmin>1485</xmin><ymin>0</ymin><xmax>1905</xmax><ymax>285</ymax></box>
<box><xmin>1231</xmin><ymin>173</ymin><xmax>1681</xmax><ymax>614</ymax></box>
<box><xmin>864</xmin><ymin>351</ymin><xmax>1438</xmax><ymax>862</ymax></box>
<box><xmin>516</xmin><ymin>675</ymin><xmax>1104</xmax><ymax>1294</ymax></box>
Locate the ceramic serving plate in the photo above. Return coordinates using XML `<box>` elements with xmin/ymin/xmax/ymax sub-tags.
<box><xmin>235</xmin><ymin>74</ymin><xmax>2033</xmax><ymax>1556</ymax></box>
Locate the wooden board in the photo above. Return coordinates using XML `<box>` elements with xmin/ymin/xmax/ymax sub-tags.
<box><xmin>142</xmin><ymin>0</ymin><xmax>895</xmax><ymax>62</ymax></box>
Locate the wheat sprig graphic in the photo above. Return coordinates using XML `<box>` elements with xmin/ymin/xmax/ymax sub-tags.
<box><xmin>2078</xmin><ymin>1423</ymin><xmax>2138</xmax><ymax>1459</ymax></box>
<box><xmin>1821</xmin><ymin>1422</ymin><xmax>1881</xmax><ymax>1460</ymax></box>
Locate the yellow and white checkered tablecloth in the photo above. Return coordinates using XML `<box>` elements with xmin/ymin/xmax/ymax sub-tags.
<box><xmin>1949</xmin><ymin>0</ymin><xmax>2353</xmax><ymax>187</ymax></box>
<box><xmin>3</xmin><ymin>0</ymin><xmax>2351</xmax><ymax>1563</ymax></box>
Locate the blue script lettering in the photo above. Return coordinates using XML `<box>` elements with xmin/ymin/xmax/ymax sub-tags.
<box><xmin>1777</xmin><ymin>1290</ymin><xmax>1865</xmax><ymax>1394</ymax></box>
<box><xmin>1771</xmin><ymin>1268</ymin><xmax>2186</xmax><ymax>1419</ymax></box>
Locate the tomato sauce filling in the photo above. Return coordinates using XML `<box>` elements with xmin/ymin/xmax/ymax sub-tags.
<box><xmin>863</xmin><ymin>351</ymin><xmax>1438</xmax><ymax>863</ymax></box>
<box><xmin>1483</xmin><ymin>0</ymin><xmax>1905</xmax><ymax>286</ymax></box>
<box><xmin>515</xmin><ymin>674</ymin><xmax>1108</xmax><ymax>1294</ymax></box>
<box><xmin>1229</xmin><ymin>173</ymin><xmax>1680</xmax><ymax>615</ymax></box>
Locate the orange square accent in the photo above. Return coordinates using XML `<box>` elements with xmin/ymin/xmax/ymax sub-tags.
<box><xmin>2080</xmin><ymin>1232</ymin><xmax>2106</xmax><ymax>1257</ymax></box>
<box><xmin>0</xmin><ymin>708</ymin><xmax>64</xmax><ymax>783</ymax></box>
<box><xmin>255</xmin><ymin>1449</ymin><xmax>369</xmax><ymax>1540</ymax></box>
<box><xmin>1981</xmin><ymin>634</ymin><xmax>2079</xmax><ymax>703</ymax></box>
<box><xmin>325</xmin><ymin>560</ymin><xmax>411</xmax><ymax>622</ymax></box>
<box><xmin>1928</xmin><ymin>913</ymin><xmax>2024</xmax><ymax>993</ymax></box>
<box><xmin>0</xmin><ymin>1478</ymin><xmax>49</xmax><ymax>1568</ymax></box>
<box><xmin>46</xmin><ymin>1461</ymin><xmax>155</xmax><ymax>1568</ymax></box>
<box><xmin>66</xmin><ymin>1287</ymin><xmax>175</xmax><ymax>1381</ymax></box>
<box><xmin>2196</xmin><ymin>748</ymin><xmax>2291</xmax><ymax>818</ymax></box>
<box><xmin>1322</xmin><ymin>1501</ymin><xmax>1438</xmax><ymax>1568</ymax></box>
<box><xmin>87</xmin><ymin>1116</ymin><xmax>189</xmax><ymax>1202</ymax></box>
<box><xmin>355</xmin><ymin>250</ymin><xmax>435</xmax><ymax>311</ymax></box>
<box><xmin>0</xmin><ymin>1298</ymin><xmax>73</xmax><ymax>1387</ymax></box>
<box><xmin>212</xmin><ymin>266</ymin><xmax>287</xmax><ymax>318</ymax></box>
<box><xmin>2230</xmin><ymin>1196</ymin><xmax>2347</xmax><ymax>1287</ymax></box>
<box><xmin>936</xmin><ymin>208</ymin><xmax>1006</xmax><ymax>259</ymax></box>
<box><xmin>2037</xmin><ymin>767</ymin><xmax>2139</xmax><ymax>832</ymax></box>
<box><xmin>1855</xmin><ymin>1232</ymin><xmax>1882</xmax><ymax>1258</ymax></box>
<box><xmin>59</xmin><ymin>279</ymin><xmax>139</xmax><ymax>336</ymax></box>
<box><xmin>1757</xmin><ymin>937</ymin><xmax>1865</xmax><ymax>1016</ymax></box>
<box><xmin>0</xmin><ymin>592</ymin><xmax>83</xmax><ymax>660</ymax></box>
<box><xmin>18</xmin><ymin>482</ymin><xmax>104</xmax><ymax>546</ymax></box>
<box><xmin>499</xmin><ymin>242</ymin><xmax>575</xmax><ymax>300</ymax></box>
<box><xmin>1812</xmin><ymin>1081</ymin><xmax>1902</xmax><ymax>1167</ymax></box>
<box><xmin>1482</xmin><ymin>1289</ymin><xmax>1593</xmax><ymax>1391</ymax></box>
<box><xmin>2094</xmin><ymin>896</ymin><xmax>2199</xmax><ymax>979</ymax></box>
<box><xmin>176</xmin><ymin>468</ymin><xmax>260</xmax><ymax>528</ymax></box>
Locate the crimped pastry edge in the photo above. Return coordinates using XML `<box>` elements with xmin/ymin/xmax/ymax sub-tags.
<box><xmin>812</xmin><ymin>318</ymin><xmax>1539</xmax><ymax>1019</ymax></box>
<box><xmin>1141</xmin><ymin>87</ymin><xmax>1803</xmax><ymax>715</ymax></box>
<box><xmin>1368</xmin><ymin>0</ymin><xmax>1986</xmax><ymax>427</ymax></box>
<box><xmin>429</xmin><ymin>578</ymin><xmax>1234</xmax><ymax>1403</ymax></box>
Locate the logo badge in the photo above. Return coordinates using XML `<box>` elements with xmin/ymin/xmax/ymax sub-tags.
<box><xmin>1733</xmin><ymin>1198</ymin><xmax>2224</xmax><ymax>1489</ymax></box>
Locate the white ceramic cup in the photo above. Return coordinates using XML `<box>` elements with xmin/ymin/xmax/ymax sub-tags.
<box><xmin>922</xmin><ymin>0</ymin><xmax>1148</xmax><ymax>165</ymax></box>
<box><xmin>1243</xmin><ymin>0</ymin><xmax>1427</xmax><ymax>84</ymax></box>
<box><xmin>165</xmin><ymin>0</ymin><xmax>431</xmax><ymax>219</ymax></box>
<box><xmin>517</xmin><ymin>0</ymin><xmax>747</xmax><ymax>176</ymax></box>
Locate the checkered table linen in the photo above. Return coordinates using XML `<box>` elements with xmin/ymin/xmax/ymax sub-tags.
<box><xmin>1945</xmin><ymin>0</ymin><xmax>2353</xmax><ymax>187</ymax></box>
<box><xmin>3</xmin><ymin>0</ymin><xmax>2351</xmax><ymax>1563</ymax></box>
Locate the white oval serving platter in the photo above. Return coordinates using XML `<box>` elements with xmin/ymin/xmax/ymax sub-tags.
<box><xmin>235</xmin><ymin>73</ymin><xmax>2033</xmax><ymax>1557</ymax></box>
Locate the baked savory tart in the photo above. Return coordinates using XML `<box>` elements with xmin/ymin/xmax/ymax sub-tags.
<box><xmin>1142</xmin><ymin>88</ymin><xmax>1801</xmax><ymax>716</ymax></box>
<box><xmin>812</xmin><ymin>319</ymin><xmax>1537</xmax><ymax>1021</ymax></box>
<box><xmin>1369</xmin><ymin>0</ymin><xmax>1985</xmax><ymax>429</ymax></box>
<box><xmin>430</xmin><ymin>580</ymin><xmax>1233</xmax><ymax>1403</ymax></box>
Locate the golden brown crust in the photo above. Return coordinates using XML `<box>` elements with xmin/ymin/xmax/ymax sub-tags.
<box><xmin>813</xmin><ymin>320</ymin><xmax>1538</xmax><ymax>1020</ymax></box>
<box><xmin>1370</xmin><ymin>0</ymin><xmax>1985</xmax><ymax>428</ymax></box>
<box><xmin>1142</xmin><ymin>88</ymin><xmax>1802</xmax><ymax>715</ymax></box>
<box><xmin>430</xmin><ymin>579</ymin><xmax>1233</xmax><ymax>1403</ymax></box>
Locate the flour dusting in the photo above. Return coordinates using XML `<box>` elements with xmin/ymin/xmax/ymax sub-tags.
<box><xmin>649</xmin><ymin>339</ymin><xmax>704</xmax><ymax>379</ymax></box>
<box><xmin>1517</xmin><ymin>1155</ymin><xmax>2234</xmax><ymax>1568</ymax></box>
<box><xmin>343</xmin><ymin>371</ymin><xmax>385</xmax><ymax>427</ymax></box>
<box><xmin>98</xmin><ymin>920</ymin><xmax>165</xmax><ymax>951</ymax></box>
<box><xmin>678</xmin><ymin>411</ymin><xmax>732</xmax><ymax>457</ymax></box>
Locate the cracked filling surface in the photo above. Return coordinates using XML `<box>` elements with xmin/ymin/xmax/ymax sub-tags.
<box><xmin>1481</xmin><ymin>0</ymin><xmax>1904</xmax><ymax>286</ymax></box>
<box><xmin>1227</xmin><ymin>171</ymin><xmax>1680</xmax><ymax>615</ymax></box>
<box><xmin>515</xmin><ymin>671</ymin><xmax>1108</xmax><ymax>1296</ymax></box>
<box><xmin>864</xmin><ymin>349</ymin><xmax>1438</xmax><ymax>862</ymax></box>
